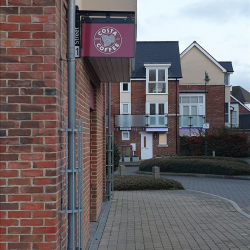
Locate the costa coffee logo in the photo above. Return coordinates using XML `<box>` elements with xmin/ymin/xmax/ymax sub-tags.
<box><xmin>94</xmin><ymin>27</ymin><xmax>122</xmax><ymax>54</ymax></box>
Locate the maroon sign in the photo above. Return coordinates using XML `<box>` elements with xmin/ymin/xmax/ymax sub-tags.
<box><xmin>81</xmin><ymin>23</ymin><xmax>135</xmax><ymax>58</ymax></box>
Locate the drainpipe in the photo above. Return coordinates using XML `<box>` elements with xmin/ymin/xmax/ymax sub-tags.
<box><xmin>107</xmin><ymin>82</ymin><xmax>112</xmax><ymax>200</ymax></box>
<box><xmin>67</xmin><ymin>0</ymin><xmax>76</xmax><ymax>249</ymax></box>
<box><xmin>176</xmin><ymin>78</ymin><xmax>178</xmax><ymax>154</ymax></box>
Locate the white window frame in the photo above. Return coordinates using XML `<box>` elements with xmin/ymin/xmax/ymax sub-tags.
<box><xmin>179</xmin><ymin>94</ymin><xmax>205</xmax><ymax>116</ymax></box>
<box><xmin>120</xmin><ymin>82</ymin><xmax>131</xmax><ymax>93</ymax></box>
<box><xmin>120</xmin><ymin>103</ymin><xmax>131</xmax><ymax>114</ymax></box>
<box><xmin>144</xmin><ymin>64</ymin><xmax>171</xmax><ymax>94</ymax></box>
<box><xmin>122</xmin><ymin>131</ymin><xmax>130</xmax><ymax>140</ymax></box>
<box><xmin>145</xmin><ymin>102</ymin><xmax>168</xmax><ymax>115</ymax></box>
<box><xmin>159</xmin><ymin>133</ymin><xmax>167</xmax><ymax>146</ymax></box>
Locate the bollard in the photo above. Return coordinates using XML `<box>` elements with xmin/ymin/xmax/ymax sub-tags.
<box><xmin>152</xmin><ymin>166</ymin><xmax>160</xmax><ymax>179</ymax></box>
<box><xmin>212</xmin><ymin>151</ymin><xmax>215</xmax><ymax>157</ymax></box>
<box><xmin>118</xmin><ymin>165</ymin><xmax>125</xmax><ymax>176</ymax></box>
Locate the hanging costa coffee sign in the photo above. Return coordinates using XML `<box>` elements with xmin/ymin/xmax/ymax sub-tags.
<box><xmin>81</xmin><ymin>23</ymin><xmax>135</xmax><ymax>58</ymax></box>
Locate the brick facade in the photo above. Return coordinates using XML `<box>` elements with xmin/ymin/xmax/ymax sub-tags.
<box><xmin>230</xmin><ymin>96</ymin><xmax>250</xmax><ymax>114</ymax></box>
<box><xmin>111</xmin><ymin>80</ymin><xmax>179</xmax><ymax>158</ymax></box>
<box><xmin>0</xmin><ymin>2</ymin><xmax>106</xmax><ymax>249</ymax></box>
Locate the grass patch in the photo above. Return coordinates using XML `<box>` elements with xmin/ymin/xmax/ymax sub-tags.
<box><xmin>114</xmin><ymin>175</ymin><xmax>184</xmax><ymax>191</ymax></box>
<box><xmin>139</xmin><ymin>157</ymin><xmax>250</xmax><ymax>176</ymax></box>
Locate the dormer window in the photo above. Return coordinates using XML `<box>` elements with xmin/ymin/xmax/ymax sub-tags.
<box><xmin>145</xmin><ymin>64</ymin><xmax>171</xmax><ymax>94</ymax></box>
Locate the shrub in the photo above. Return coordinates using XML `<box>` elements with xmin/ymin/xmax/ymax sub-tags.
<box><xmin>180</xmin><ymin>130</ymin><xmax>249</xmax><ymax>157</ymax></box>
<box><xmin>139</xmin><ymin>157</ymin><xmax>250</xmax><ymax>176</ymax></box>
<box><xmin>114</xmin><ymin>175</ymin><xmax>184</xmax><ymax>191</ymax></box>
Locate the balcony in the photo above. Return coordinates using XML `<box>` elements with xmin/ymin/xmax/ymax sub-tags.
<box><xmin>179</xmin><ymin>115</ymin><xmax>204</xmax><ymax>128</ymax></box>
<box><xmin>114</xmin><ymin>114</ymin><xmax>168</xmax><ymax>128</ymax></box>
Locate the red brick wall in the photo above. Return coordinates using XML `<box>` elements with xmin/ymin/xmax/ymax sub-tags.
<box><xmin>111</xmin><ymin>80</ymin><xmax>179</xmax><ymax>158</ymax></box>
<box><xmin>0</xmin><ymin>2</ymin><xmax>105</xmax><ymax>249</ymax></box>
<box><xmin>179</xmin><ymin>85</ymin><xmax>225</xmax><ymax>129</ymax></box>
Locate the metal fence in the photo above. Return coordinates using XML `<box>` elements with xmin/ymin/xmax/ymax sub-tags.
<box><xmin>60</xmin><ymin>119</ymin><xmax>84</xmax><ymax>250</ymax></box>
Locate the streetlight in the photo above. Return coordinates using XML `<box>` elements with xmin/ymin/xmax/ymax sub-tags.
<box><xmin>204</xmin><ymin>72</ymin><xmax>210</xmax><ymax>156</ymax></box>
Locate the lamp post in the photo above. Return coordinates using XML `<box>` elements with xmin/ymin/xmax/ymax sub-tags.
<box><xmin>204</xmin><ymin>72</ymin><xmax>210</xmax><ymax>156</ymax></box>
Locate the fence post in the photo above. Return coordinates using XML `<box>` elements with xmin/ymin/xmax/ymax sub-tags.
<box><xmin>118</xmin><ymin>165</ymin><xmax>125</xmax><ymax>176</ymax></box>
<box><xmin>152</xmin><ymin>166</ymin><xmax>160</xmax><ymax>179</ymax></box>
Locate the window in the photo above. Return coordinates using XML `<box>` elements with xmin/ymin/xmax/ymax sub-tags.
<box><xmin>120</xmin><ymin>103</ymin><xmax>131</xmax><ymax>114</ymax></box>
<box><xmin>120</xmin><ymin>82</ymin><xmax>130</xmax><ymax>92</ymax></box>
<box><xmin>146</xmin><ymin>102</ymin><xmax>168</xmax><ymax>126</ymax></box>
<box><xmin>224</xmin><ymin>74</ymin><xmax>230</xmax><ymax>86</ymax></box>
<box><xmin>122</xmin><ymin>131</ymin><xmax>130</xmax><ymax>140</ymax></box>
<box><xmin>179</xmin><ymin>95</ymin><xmax>205</xmax><ymax>127</ymax></box>
<box><xmin>159</xmin><ymin>134</ymin><xmax>167</xmax><ymax>145</ymax></box>
<box><xmin>225</xmin><ymin>103</ymin><xmax>229</xmax><ymax>123</ymax></box>
<box><xmin>145</xmin><ymin>64</ymin><xmax>171</xmax><ymax>94</ymax></box>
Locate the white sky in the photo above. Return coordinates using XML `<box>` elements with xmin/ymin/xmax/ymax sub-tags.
<box><xmin>137</xmin><ymin>0</ymin><xmax>250</xmax><ymax>92</ymax></box>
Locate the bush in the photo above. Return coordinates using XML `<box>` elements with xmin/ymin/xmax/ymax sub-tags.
<box><xmin>139</xmin><ymin>157</ymin><xmax>250</xmax><ymax>176</ymax></box>
<box><xmin>180</xmin><ymin>128</ymin><xmax>249</xmax><ymax>157</ymax></box>
<box><xmin>114</xmin><ymin>175</ymin><xmax>184</xmax><ymax>191</ymax></box>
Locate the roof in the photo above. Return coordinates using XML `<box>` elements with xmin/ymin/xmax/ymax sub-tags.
<box><xmin>131</xmin><ymin>41</ymin><xmax>182</xmax><ymax>79</ymax></box>
<box><xmin>180</xmin><ymin>41</ymin><xmax>233</xmax><ymax>73</ymax></box>
<box><xmin>218</xmin><ymin>62</ymin><xmax>234</xmax><ymax>72</ymax></box>
<box><xmin>230</xmin><ymin>94</ymin><xmax>250</xmax><ymax>112</ymax></box>
<box><xmin>232</xmin><ymin>86</ymin><xmax>250</xmax><ymax>104</ymax></box>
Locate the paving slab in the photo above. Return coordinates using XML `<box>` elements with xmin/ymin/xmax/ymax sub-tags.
<box><xmin>97</xmin><ymin>190</ymin><xmax>250</xmax><ymax>250</ymax></box>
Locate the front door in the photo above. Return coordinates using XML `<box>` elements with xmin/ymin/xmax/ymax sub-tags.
<box><xmin>141</xmin><ymin>133</ymin><xmax>153</xmax><ymax>159</ymax></box>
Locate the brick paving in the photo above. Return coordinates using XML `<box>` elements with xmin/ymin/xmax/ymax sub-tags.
<box><xmin>98</xmin><ymin>190</ymin><xmax>250</xmax><ymax>250</ymax></box>
<box><xmin>123</xmin><ymin>166</ymin><xmax>250</xmax><ymax>215</ymax></box>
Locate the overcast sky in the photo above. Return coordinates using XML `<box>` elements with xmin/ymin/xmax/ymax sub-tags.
<box><xmin>137</xmin><ymin>0</ymin><xmax>250</xmax><ymax>92</ymax></box>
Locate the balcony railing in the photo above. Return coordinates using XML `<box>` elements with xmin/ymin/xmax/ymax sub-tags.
<box><xmin>179</xmin><ymin>115</ymin><xmax>204</xmax><ymax>128</ymax></box>
<box><xmin>114</xmin><ymin>114</ymin><xmax>168</xmax><ymax>128</ymax></box>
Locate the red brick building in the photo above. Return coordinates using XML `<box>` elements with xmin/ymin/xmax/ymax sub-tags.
<box><xmin>111</xmin><ymin>41</ymin><xmax>235</xmax><ymax>160</ymax></box>
<box><xmin>0</xmin><ymin>1</ymin><xmax>136</xmax><ymax>249</ymax></box>
<box><xmin>111</xmin><ymin>42</ymin><xmax>182</xmax><ymax>159</ymax></box>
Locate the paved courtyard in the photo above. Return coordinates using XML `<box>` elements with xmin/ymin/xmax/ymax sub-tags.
<box><xmin>124</xmin><ymin>166</ymin><xmax>250</xmax><ymax>215</ymax></box>
<box><xmin>98</xmin><ymin>190</ymin><xmax>250</xmax><ymax>250</ymax></box>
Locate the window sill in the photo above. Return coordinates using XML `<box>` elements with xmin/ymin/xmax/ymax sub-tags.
<box><xmin>157</xmin><ymin>145</ymin><xmax>168</xmax><ymax>147</ymax></box>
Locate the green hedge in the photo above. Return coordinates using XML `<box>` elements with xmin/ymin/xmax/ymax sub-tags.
<box><xmin>139</xmin><ymin>158</ymin><xmax>250</xmax><ymax>176</ymax></box>
<box><xmin>114</xmin><ymin>175</ymin><xmax>184</xmax><ymax>191</ymax></box>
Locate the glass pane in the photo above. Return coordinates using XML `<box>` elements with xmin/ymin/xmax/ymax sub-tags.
<box><xmin>199</xmin><ymin>97</ymin><xmax>203</xmax><ymax>103</ymax></box>
<box><xmin>158</xmin><ymin>116</ymin><xmax>165</xmax><ymax>125</ymax></box>
<box><xmin>149</xmin><ymin>69</ymin><xmax>156</xmax><ymax>81</ymax></box>
<box><xmin>144</xmin><ymin>136</ymin><xmax>146</xmax><ymax>147</ymax></box>
<box><xmin>191</xmin><ymin>106</ymin><xmax>197</xmax><ymax>115</ymax></box>
<box><xmin>123</xmin><ymin>83</ymin><xmax>128</xmax><ymax>91</ymax></box>
<box><xmin>225</xmin><ymin>114</ymin><xmax>229</xmax><ymax>123</ymax></box>
<box><xmin>158</xmin><ymin>82</ymin><xmax>166</xmax><ymax>93</ymax></box>
<box><xmin>149</xmin><ymin>116</ymin><xmax>156</xmax><ymax>125</ymax></box>
<box><xmin>183</xmin><ymin>106</ymin><xmax>189</xmax><ymax>115</ymax></box>
<box><xmin>158</xmin><ymin>69</ymin><xmax>165</xmax><ymax>81</ymax></box>
<box><xmin>182</xmin><ymin>97</ymin><xmax>189</xmax><ymax>103</ymax></box>
<box><xmin>190</xmin><ymin>97</ymin><xmax>198</xmax><ymax>103</ymax></box>
<box><xmin>148</xmin><ymin>83</ymin><xmax>156</xmax><ymax>93</ymax></box>
<box><xmin>123</xmin><ymin>132</ymin><xmax>129</xmax><ymax>139</ymax></box>
<box><xmin>192</xmin><ymin>116</ymin><xmax>198</xmax><ymax>126</ymax></box>
<box><xmin>180</xmin><ymin>116</ymin><xmax>189</xmax><ymax>127</ymax></box>
<box><xmin>179</xmin><ymin>97</ymin><xmax>181</xmax><ymax>104</ymax></box>
<box><xmin>159</xmin><ymin>134</ymin><xmax>166</xmax><ymax>144</ymax></box>
<box><xmin>198</xmin><ymin>116</ymin><xmax>203</xmax><ymax>126</ymax></box>
<box><xmin>159</xmin><ymin>104</ymin><xmax>164</xmax><ymax>115</ymax></box>
<box><xmin>150</xmin><ymin>104</ymin><xmax>156</xmax><ymax>115</ymax></box>
<box><xmin>123</xmin><ymin>104</ymin><xmax>128</xmax><ymax>113</ymax></box>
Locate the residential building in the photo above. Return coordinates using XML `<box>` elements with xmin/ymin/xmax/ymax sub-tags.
<box><xmin>112</xmin><ymin>41</ymin><xmax>182</xmax><ymax>159</ymax></box>
<box><xmin>0</xmin><ymin>1</ymin><xmax>136</xmax><ymax>249</ymax></box>
<box><xmin>231</xmin><ymin>86</ymin><xmax>250</xmax><ymax>129</ymax></box>
<box><xmin>180</xmin><ymin>41</ymin><xmax>234</xmax><ymax>135</ymax></box>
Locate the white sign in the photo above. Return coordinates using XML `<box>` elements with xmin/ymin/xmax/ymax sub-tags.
<box><xmin>203</xmin><ymin>123</ymin><xmax>210</xmax><ymax>129</ymax></box>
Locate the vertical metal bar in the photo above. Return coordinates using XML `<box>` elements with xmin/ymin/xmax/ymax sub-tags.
<box><xmin>67</xmin><ymin>0</ymin><xmax>76</xmax><ymax>249</ymax></box>
<box><xmin>112</xmin><ymin>133</ymin><xmax>114</xmax><ymax>198</ymax></box>
<box><xmin>78</xmin><ymin>120</ymin><xmax>80</xmax><ymax>250</ymax></box>
<box><xmin>65</xmin><ymin>121</ymin><xmax>68</xmax><ymax>250</ymax></box>
<box><xmin>80</xmin><ymin>120</ymin><xmax>84</xmax><ymax>249</ymax></box>
<box><xmin>107</xmin><ymin>82</ymin><xmax>112</xmax><ymax>201</ymax></box>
